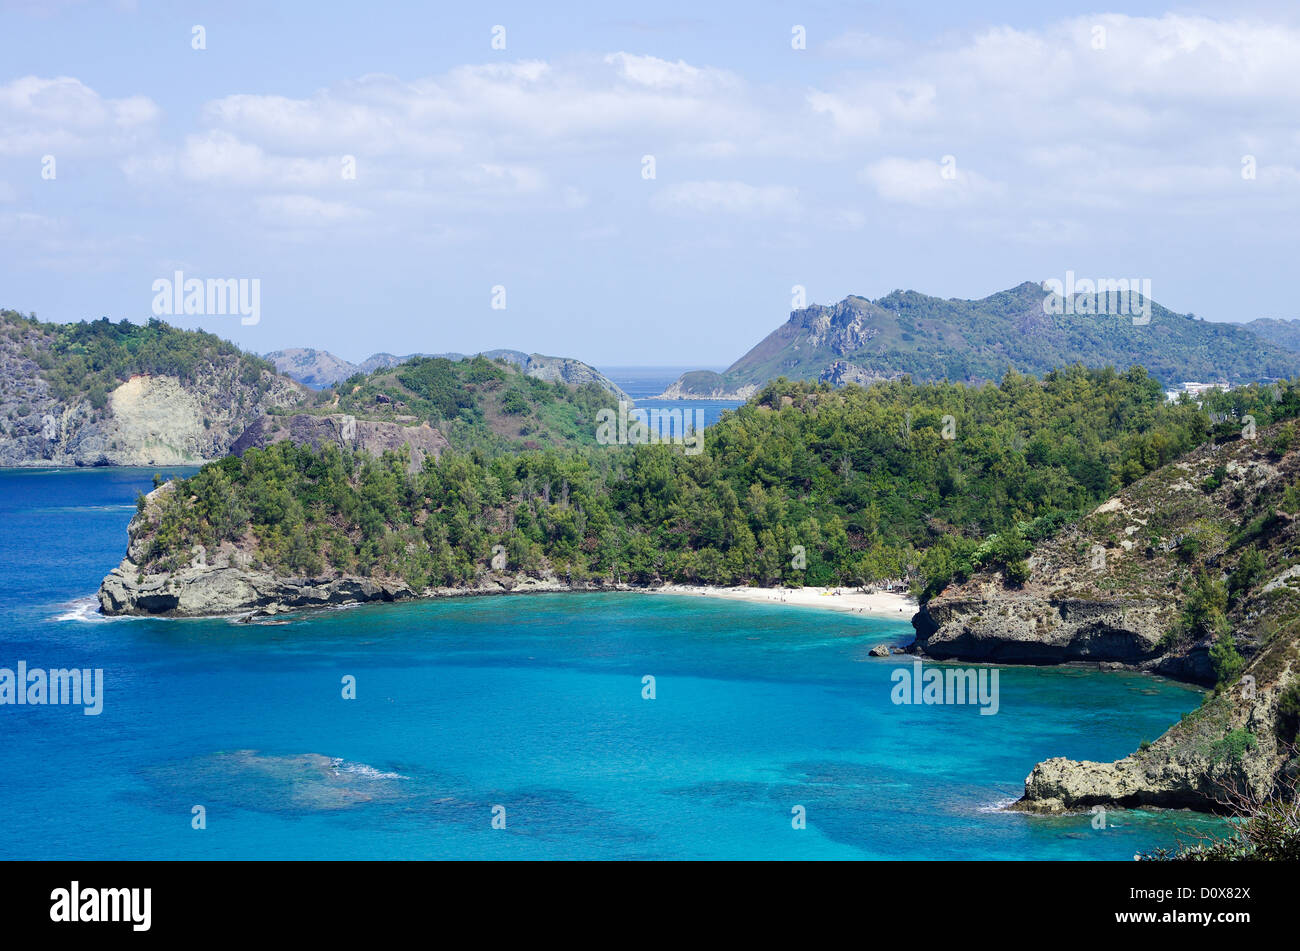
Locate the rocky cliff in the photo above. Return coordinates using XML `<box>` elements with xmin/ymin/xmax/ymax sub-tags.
<box><xmin>913</xmin><ymin>419</ymin><xmax>1300</xmax><ymax>812</ymax></box>
<box><xmin>230</xmin><ymin>413</ymin><xmax>449</xmax><ymax>473</ymax></box>
<box><xmin>0</xmin><ymin>311</ymin><xmax>302</xmax><ymax>467</ymax></box>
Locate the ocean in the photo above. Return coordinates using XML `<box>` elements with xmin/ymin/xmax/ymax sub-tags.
<box><xmin>598</xmin><ymin>366</ymin><xmax>746</xmax><ymax>430</ymax></box>
<box><xmin>0</xmin><ymin>467</ymin><xmax>1225</xmax><ymax>859</ymax></box>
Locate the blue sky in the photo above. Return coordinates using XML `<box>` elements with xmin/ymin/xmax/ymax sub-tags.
<box><xmin>2</xmin><ymin>0</ymin><xmax>1299</xmax><ymax>364</ymax></box>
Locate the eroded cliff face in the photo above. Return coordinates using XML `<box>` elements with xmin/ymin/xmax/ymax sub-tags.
<box><xmin>230</xmin><ymin>413</ymin><xmax>449</xmax><ymax>473</ymax></box>
<box><xmin>916</xmin><ymin>585</ymin><xmax>1186</xmax><ymax>670</ymax></box>
<box><xmin>0</xmin><ymin>319</ymin><xmax>302</xmax><ymax>466</ymax></box>
<box><xmin>913</xmin><ymin>420</ymin><xmax>1300</xmax><ymax>812</ymax></box>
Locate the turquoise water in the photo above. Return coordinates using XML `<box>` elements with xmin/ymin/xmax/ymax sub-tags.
<box><xmin>0</xmin><ymin>468</ymin><xmax>1226</xmax><ymax>859</ymax></box>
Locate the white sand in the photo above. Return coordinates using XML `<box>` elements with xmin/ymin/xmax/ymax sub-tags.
<box><xmin>642</xmin><ymin>583</ymin><xmax>917</xmax><ymax>618</ymax></box>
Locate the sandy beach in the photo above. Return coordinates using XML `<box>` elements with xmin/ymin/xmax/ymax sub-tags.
<box><xmin>643</xmin><ymin>583</ymin><xmax>918</xmax><ymax>618</ymax></box>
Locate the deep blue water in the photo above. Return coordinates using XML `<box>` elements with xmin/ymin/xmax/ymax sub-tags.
<box><xmin>0</xmin><ymin>468</ymin><xmax>1226</xmax><ymax>859</ymax></box>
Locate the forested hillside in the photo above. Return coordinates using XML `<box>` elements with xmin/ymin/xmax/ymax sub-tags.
<box><xmin>113</xmin><ymin>365</ymin><xmax>1300</xmax><ymax>596</ymax></box>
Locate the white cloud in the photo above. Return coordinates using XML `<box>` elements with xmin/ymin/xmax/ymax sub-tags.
<box><xmin>859</xmin><ymin>158</ymin><xmax>1003</xmax><ymax>207</ymax></box>
<box><xmin>200</xmin><ymin>55</ymin><xmax>765</xmax><ymax>159</ymax></box>
<box><xmin>123</xmin><ymin>131</ymin><xmax>342</xmax><ymax>189</ymax></box>
<box><xmin>0</xmin><ymin>75</ymin><xmax>158</xmax><ymax>155</ymax></box>
<box><xmin>602</xmin><ymin>52</ymin><xmax>738</xmax><ymax>91</ymax></box>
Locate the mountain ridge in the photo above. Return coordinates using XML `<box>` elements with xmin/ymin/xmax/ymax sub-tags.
<box><xmin>658</xmin><ymin>281</ymin><xmax>1300</xmax><ymax>398</ymax></box>
<box><xmin>267</xmin><ymin>346</ymin><xmax>630</xmax><ymax>401</ymax></box>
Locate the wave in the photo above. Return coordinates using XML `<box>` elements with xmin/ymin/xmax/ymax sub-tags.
<box><xmin>977</xmin><ymin>796</ymin><xmax>1020</xmax><ymax>814</ymax></box>
<box><xmin>50</xmin><ymin>595</ymin><xmax>117</xmax><ymax>623</ymax></box>
<box><xmin>329</xmin><ymin>757</ymin><xmax>406</xmax><ymax>781</ymax></box>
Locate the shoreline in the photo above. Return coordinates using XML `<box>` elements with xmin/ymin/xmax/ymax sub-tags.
<box><xmin>96</xmin><ymin>564</ymin><xmax>920</xmax><ymax>621</ymax></box>
<box><xmin>640</xmin><ymin>583</ymin><xmax>917</xmax><ymax>618</ymax></box>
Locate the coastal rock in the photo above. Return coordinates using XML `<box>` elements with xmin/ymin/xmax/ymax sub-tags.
<box><xmin>98</xmin><ymin>559</ymin><xmax>416</xmax><ymax>617</ymax></box>
<box><xmin>868</xmin><ymin>644</ymin><xmax>891</xmax><ymax>657</ymax></box>
<box><xmin>913</xmin><ymin>586</ymin><xmax>1192</xmax><ymax>675</ymax></box>
<box><xmin>1013</xmin><ymin>672</ymin><xmax>1295</xmax><ymax>813</ymax></box>
<box><xmin>915</xmin><ymin>420</ymin><xmax>1300</xmax><ymax>814</ymax></box>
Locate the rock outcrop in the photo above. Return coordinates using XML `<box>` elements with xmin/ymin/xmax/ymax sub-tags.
<box><xmin>914</xmin><ymin>586</ymin><xmax>1209</xmax><ymax>679</ymax></box>
<box><xmin>99</xmin><ymin>560</ymin><xmax>417</xmax><ymax>617</ymax></box>
<box><xmin>0</xmin><ymin>312</ymin><xmax>302</xmax><ymax>467</ymax></box>
<box><xmin>914</xmin><ymin>420</ymin><xmax>1300</xmax><ymax>812</ymax></box>
<box><xmin>1014</xmin><ymin>659</ymin><xmax>1297</xmax><ymax>813</ymax></box>
<box><xmin>230</xmin><ymin>413</ymin><xmax>449</xmax><ymax>472</ymax></box>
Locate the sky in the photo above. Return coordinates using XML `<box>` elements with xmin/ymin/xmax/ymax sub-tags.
<box><xmin>2</xmin><ymin>0</ymin><xmax>1299</xmax><ymax>365</ymax></box>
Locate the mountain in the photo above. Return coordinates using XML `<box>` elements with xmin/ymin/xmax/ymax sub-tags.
<box><xmin>0</xmin><ymin>310</ymin><xmax>302</xmax><ymax>466</ymax></box>
<box><xmin>1244</xmin><ymin>317</ymin><xmax>1300</xmax><ymax>355</ymax></box>
<box><xmin>260</xmin><ymin>353</ymin><xmax>624</xmax><ymax>455</ymax></box>
<box><xmin>659</xmin><ymin>282</ymin><xmax>1300</xmax><ymax>398</ymax></box>
<box><xmin>267</xmin><ymin>346</ymin><xmax>630</xmax><ymax>400</ymax></box>
<box><xmin>260</xmin><ymin>348</ymin><xmax>360</xmax><ymax>388</ymax></box>
<box><xmin>914</xmin><ymin>415</ymin><xmax>1300</xmax><ymax>813</ymax></box>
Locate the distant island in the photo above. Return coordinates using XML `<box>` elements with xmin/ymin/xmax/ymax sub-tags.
<box><xmin>656</xmin><ymin>281</ymin><xmax>1300</xmax><ymax>399</ymax></box>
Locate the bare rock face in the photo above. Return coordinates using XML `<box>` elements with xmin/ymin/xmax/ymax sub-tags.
<box><xmin>913</xmin><ymin>584</ymin><xmax>1208</xmax><ymax>678</ymax></box>
<box><xmin>1014</xmin><ymin>672</ymin><xmax>1295</xmax><ymax>813</ymax></box>
<box><xmin>0</xmin><ymin>315</ymin><xmax>303</xmax><ymax>467</ymax></box>
<box><xmin>231</xmin><ymin>413</ymin><xmax>449</xmax><ymax>472</ymax></box>
<box><xmin>819</xmin><ymin>361</ymin><xmax>890</xmax><ymax>388</ymax></box>
<box><xmin>98</xmin><ymin>560</ymin><xmax>416</xmax><ymax>617</ymax></box>
<box><xmin>914</xmin><ymin>422</ymin><xmax>1300</xmax><ymax>813</ymax></box>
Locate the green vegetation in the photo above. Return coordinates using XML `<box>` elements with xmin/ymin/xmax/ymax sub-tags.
<box><xmin>289</xmin><ymin>354</ymin><xmax>617</xmax><ymax>454</ymax></box>
<box><xmin>677</xmin><ymin>282</ymin><xmax>1300</xmax><ymax>397</ymax></box>
<box><xmin>1</xmin><ymin>310</ymin><xmax>276</xmax><ymax>406</ymax></box>
<box><xmin>130</xmin><ymin>365</ymin><xmax>1300</xmax><ymax>598</ymax></box>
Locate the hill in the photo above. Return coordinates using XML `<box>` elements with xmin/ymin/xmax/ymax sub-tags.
<box><xmin>660</xmin><ymin>282</ymin><xmax>1300</xmax><ymax>398</ymax></box>
<box><xmin>267</xmin><ymin>346</ymin><xmax>629</xmax><ymax>400</ymax></box>
<box><xmin>258</xmin><ymin>353</ymin><xmax>626</xmax><ymax>456</ymax></box>
<box><xmin>100</xmin><ymin>363</ymin><xmax>1282</xmax><ymax>618</ymax></box>
<box><xmin>0</xmin><ymin>310</ymin><xmax>302</xmax><ymax>466</ymax></box>
<box><xmin>1244</xmin><ymin>317</ymin><xmax>1300</xmax><ymax>355</ymax></box>
<box><xmin>914</xmin><ymin>410</ymin><xmax>1300</xmax><ymax>813</ymax></box>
